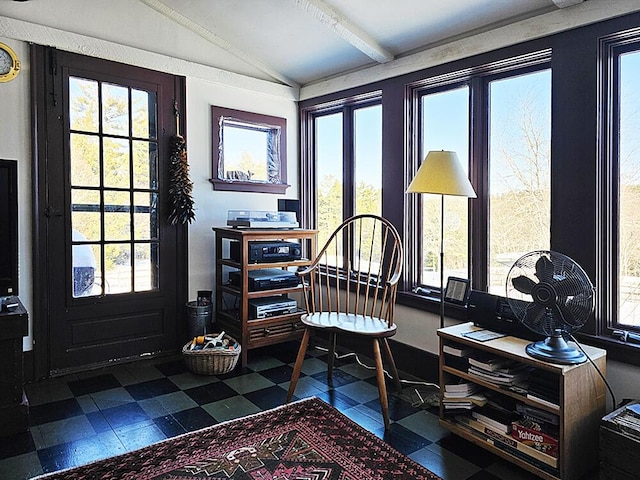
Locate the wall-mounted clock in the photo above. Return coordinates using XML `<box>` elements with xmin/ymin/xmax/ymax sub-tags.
<box><xmin>0</xmin><ymin>42</ymin><xmax>21</xmax><ymax>82</ymax></box>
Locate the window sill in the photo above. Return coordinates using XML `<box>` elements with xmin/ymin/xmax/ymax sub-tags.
<box><xmin>576</xmin><ymin>332</ymin><xmax>640</xmax><ymax>366</ymax></box>
<box><xmin>398</xmin><ymin>291</ymin><xmax>640</xmax><ymax>367</ymax></box>
<box><xmin>397</xmin><ymin>290</ymin><xmax>468</xmax><ymax>322</ymax></box>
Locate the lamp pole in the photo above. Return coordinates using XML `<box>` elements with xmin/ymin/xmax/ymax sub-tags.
<box><xmin>440</xmin><ymin>194</ymin><xmax>445</xmax><ymax>329</ymax></box>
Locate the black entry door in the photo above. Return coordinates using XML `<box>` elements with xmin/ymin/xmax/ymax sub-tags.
<box><xmin>33</xmin><ymin>48</ymin><xmax>187</xmax><ymax>375</ymax></box>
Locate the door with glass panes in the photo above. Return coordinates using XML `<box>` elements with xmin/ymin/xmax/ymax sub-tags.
<box><xmin>36</xmin><ymin>49</ymin><xmax>186</xmax><ymax>374</ymax></box>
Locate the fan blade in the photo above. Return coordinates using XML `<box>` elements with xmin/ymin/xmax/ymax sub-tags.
<box><xmin>524</xmin><ymin>302</ymin><xmax>547</xmax><ymax>332</ymax></box>
<box><xmin>512</xmin><ymin>275</ymin><xmax>536</xmax><ymax>295</ymax></box>
<box><xmin>535</xmin><ymin>255</ymin><xmax>554</xmax><ymax>283</ymax></box>
<box><xmin>557</xmin><ymin>297</ymin><xmax>592</xmax><ymax>329</ymax></box>
<box><xmin>554</xmin><ymin>277</ymin><xmax>590</xmax><ymax>297</ymax></box>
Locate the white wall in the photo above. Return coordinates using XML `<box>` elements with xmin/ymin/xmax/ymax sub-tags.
<box><xmin>185</xmin><ymin>77</ymin><xmax>299</xmax><ymax>300</ymax></box>
<box><xmin>0</xmin><ymin>37</ymin><xmax>32</xmax><ymax>351</ymax></box>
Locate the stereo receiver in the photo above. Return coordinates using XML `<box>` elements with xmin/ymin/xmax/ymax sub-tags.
<box><xmin>229</xmin><ymin>268</ymin><xmax>300</xmax><ymax>291</ymax></box>
<box><xmin>230</xmin><ymin>241</ymin><xmax>302</xmax><ymax>263</ymax></box>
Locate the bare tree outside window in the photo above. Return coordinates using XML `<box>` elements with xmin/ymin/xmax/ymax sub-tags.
<box><xmin>619</xmin><ymin>50</ymin><xmax>640</xmax><ymax>326</ymax></box>
<box><xmin>488</xmin><ymin>70</ymin><xmax>551</xmax><ymax>294</ymax></box>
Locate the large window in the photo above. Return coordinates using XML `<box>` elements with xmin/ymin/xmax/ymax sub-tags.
<box><xmin>420</xmin><ymin>86</ymin><xmax>470</xmax><ymax>287</ymax></box>
<box><xmin>488</xmin><ymin>70</ymin><xmax>551</xmax><ymax>294</ymax></box>
<box><xmin>602</xmin><ymin>34</ymin><xmax>640</xmax><ymax>334</ymax></box>
<box><xmin>407</xmin><ymin>58</ymin><xmax>551</xmax><ymax>296</ymax></box>
<box><xmin>300</xmin><ymin>14</ymin><xmax>640</xmax><ymax>361</ymax></box>
<box><xmin>305</xmin><ymin>97</ymin><xmax>382</xmax><ymax>248</ymax></box>
<box><xmin>618</xmin><ymin>48</ymin><xmax>640</xmax><ymax>328</ymax></box>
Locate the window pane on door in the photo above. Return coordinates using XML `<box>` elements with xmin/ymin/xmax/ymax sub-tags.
<box><xmin>618</xmin><ymin>50</ymin><xmax>640</xmax><ymax>327</ymax></box>
<box><xmin>132</xmin><ymin>89</ymin><xmax>157</xmax><ymax>139</ymax></box>
<box><xmin>488</xmin><ymin>69</ymin><xmax>551</xmax><ymax>294</ymax></box>
<box><xmin>102</xmin><ymin>83</ymin><xmax>130</xmax><ymax>136</ymax></box>
<box><xmin>70</xmin><ymin>133</ymin><xmax>100</xmax><ymax>187</ymax></box>
<box><xmin>133</xmin><ymin>141</ymin><xmax>158</xmax><ymax>189</ymax></box>
<box><xmin>421</xmin><ymin>86</ymin><xmax>470</xmax><ymax>287</ymax></box>
<box><xmin>69</xmin><ymin>75</ymin><xmax>159</xmax><ymax>298</ymax></box>
<box><xmin>72</xmin><ymin>241</ymin><xmax>100</xmax><ymax>298</ymax></box>
<box><xmin>69</xmin><ymin>77</ymin><xmax>99</xmax><ymax>133</ymax></box>
<box><xmin>134</xmin><ymin>242</ymin><xmax>159</xmax><ymax>292</ymax></box>
<box><xmin>71</xmin><ymin>189</ymin><xmax>101</xmax><ymax>242</ymax></box>
<box><xmin>105</xmin><ymin>243</ymin><xmax>132</xmax><ymax>294</ymax></box>
<box><xmin>103</xmin><ymin>137</ymin><xmax>131</xmax><ymax>189</ymax></box>
<box><xmin>134</xmin><ymin>192</ymin><xmax>158</xmax><ymax>240</ymax></box>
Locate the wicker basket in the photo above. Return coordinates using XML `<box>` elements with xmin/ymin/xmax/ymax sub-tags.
<box><xmin>182</xmin><ymin>334</ymin><xmax>241</xmax><ymax>375</ymax></box>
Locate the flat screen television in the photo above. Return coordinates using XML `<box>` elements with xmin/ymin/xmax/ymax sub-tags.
<box><xmin>0</xmin><ymin>159</ymin><xmax>18</xmax><ymax>299</ymax></box>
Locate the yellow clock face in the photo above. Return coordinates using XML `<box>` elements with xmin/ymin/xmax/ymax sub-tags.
<box><xmin>0</xmin><ymin>42</ymin><xmax>20</xmax><ymax>82</ymax></box>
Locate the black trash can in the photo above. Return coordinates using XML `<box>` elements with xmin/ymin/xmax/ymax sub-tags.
<box><xmin>186</xmin><ymin>301</ymin><xmax>213</xmax><ymax>339</ymax></box>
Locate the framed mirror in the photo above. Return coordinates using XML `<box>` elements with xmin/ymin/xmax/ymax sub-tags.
<box><xmin>210</xmin><ymin>106</ymin><xmax>289</xmax><ymax>193</ymax></box>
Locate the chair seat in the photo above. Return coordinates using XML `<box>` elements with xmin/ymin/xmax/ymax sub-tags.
<box><xmin>301</xmin><ymin>312</ymin><xmax>397</xmax><ymax>337</ymax></box>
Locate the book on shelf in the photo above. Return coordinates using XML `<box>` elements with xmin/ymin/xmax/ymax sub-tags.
<box><xmin>443</xmin><ymin>392</ymin><xmax>488</xmax><ymax>408</ymax></box>
<box><xmin>467</xmin><ymin>366</ymin><xmax>529</xmax><ymax>386</ymax></box>
<box><xmin>443</xmin><ymin>353</ymin><xmax>470</xmax><ymax>371</ymax></box>
<box><xmin>444</xmin><ymin>381</ymin><xmax>480</xmax><ymax>394</ymax></box>
<box><xmin>511</xmin><ymin>421</ymin><xmax>559</xmax><ymax>458</ymax></box>
<box><xmin>454</xmin><ymin>415</ymin><xmax>559</xmax><ymax>469</ymax></box>
<box><xmin>525</xmin><ymin>392</ymin><xmax>560</xmax><ymax>409</ymax></box>
<box><xmin>515</xmin><ymin>403</ymin><xmax>559</xmax><ymax>434</ymax></box>
<box><xmin>443</xmin><ymin>344</ymin><xmax>474</xmax><ymax>357</ymax></box>
<box><xmin>444</xmin><ymin>402</ymin><xmax>475</xmax><ymax>411</ymax></box>
<box><xmin>472</xmin><ymin>403</ymin><xmax>519</xmax><ymax>433</ymax></box>
<box><xmin>487</xmin><ymin>435</ymin><xmax>559</xmax><ymax>474</ymax></box>
<box><xmin>468</xmin><ymin>353</ymin><xmax>510</xmax><ymax>372</ymax></box>
<box><xmin>472</xmin><ymin>411</ymin><xmax>511</xmax><ymax>434</ymax></box>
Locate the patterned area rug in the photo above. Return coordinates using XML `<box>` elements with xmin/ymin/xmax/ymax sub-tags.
<box><xmin>35</xmin><ymin>396</ymin><xmax>441</xmax><ymax>479</ymax></box>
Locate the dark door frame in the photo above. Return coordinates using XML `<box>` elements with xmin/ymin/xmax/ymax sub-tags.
<box><xmin>29</xmin><ymin>45</ymin><xmax>189</xmax><ymax>380</ymax></box>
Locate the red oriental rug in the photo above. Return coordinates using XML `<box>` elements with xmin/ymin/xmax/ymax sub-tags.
<box><xmin>35</xmin><ymin>396</ymin><xmax>441</xmax><ymax>480</ymax></box>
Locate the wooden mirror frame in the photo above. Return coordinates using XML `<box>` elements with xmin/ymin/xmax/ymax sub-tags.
<box><xmin>209</xmin><ymin>106</ymin><xmax>289</xmax><ymax>194</ymax></box>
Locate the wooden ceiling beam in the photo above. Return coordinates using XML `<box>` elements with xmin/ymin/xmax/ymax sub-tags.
<box><xmin>292</xmin><ymin>0</ymin><xmax>394</xmax><ymax>64</ymax></box>
<box><xmin>551</xmin><ymin>0</ymin><xmax>585</xmax><ymax>8</ymax></box>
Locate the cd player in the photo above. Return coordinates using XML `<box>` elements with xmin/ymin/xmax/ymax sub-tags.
<box><xmin>249</xmin><ymin>296</ymin><xmax>298</xmax><ymax>319</ymax></box>
<box><xmin>230</xmin><ymin>241</ymin><xmax>302</xmax><ymax>263</ymax></box>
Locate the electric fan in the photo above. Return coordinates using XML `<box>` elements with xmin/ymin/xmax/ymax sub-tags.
<box><xmin>505</xmin><ymin>250</ymin><xmax>594</xmax><ymax>364</ymax></box>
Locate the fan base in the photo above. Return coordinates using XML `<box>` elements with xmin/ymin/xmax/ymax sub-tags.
<box><xmin>525</xmin><ymin>336</ymin><xmax>587</xmax><ymax>364</ymax></box>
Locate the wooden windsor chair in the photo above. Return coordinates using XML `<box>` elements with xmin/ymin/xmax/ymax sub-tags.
<box><xmin>285</xmin><ymin>214</ymin><xmax>404</xmax><ymax>430</ymax></box>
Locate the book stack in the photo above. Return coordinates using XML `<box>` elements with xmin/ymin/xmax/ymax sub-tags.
<box><xmin>526</xmin><ymin>369</ymin><xmax>560</xmax><ymax>408</ymax></box>
<box><xmin>472</xmin><ymin>401</ymin><xmax>518</xmax><ymax>434</ymax></box>
<box><xmin>513</xmin><ymin>402</ymin><xmax>560</xmax><ymax>458</ymax></box>
<box><xmin>467</xmin><ymin>353</ymin><xmax>532</xmax><ymax>386</ymax></box>
<box><xmin>455</xmin><ymin>413</ymin><xmax>559</xmax><ymax>472</ymax></box>
<box><xmin>442</xmin><ymin>344</ymin><xmax>472</xmax><ymax>371</ymax></box>
<box><xmin>443</xmin><ymin>382</ymin><xmax>487</xmax><ymax>411</ymax></box>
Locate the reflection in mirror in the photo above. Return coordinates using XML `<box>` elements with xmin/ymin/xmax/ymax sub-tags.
<box><xmin>210</xmin><ymin>106</ymin><xmax>288</xmax><ymax>194</ymax></box>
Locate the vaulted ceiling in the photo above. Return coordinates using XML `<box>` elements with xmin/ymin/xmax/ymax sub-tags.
<box><xmin>1</xmin><ymin>0</ymin><xmax>637</xmax><ymax>99</ymax></box>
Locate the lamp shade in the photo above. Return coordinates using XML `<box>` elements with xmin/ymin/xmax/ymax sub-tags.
<box><xmin>407</xmin><ymin>150</ymin><xmax>476</xmax><ymax>198</ymax></box>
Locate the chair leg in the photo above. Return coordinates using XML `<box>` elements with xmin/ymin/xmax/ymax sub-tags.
<box><xmin>373</xmin><ymin>338</ymin><xmax>390</xmax><ymax>430</ymax></box>
<box><xmin>382</xmin><ymin>338</ymin><xmax>402</xmax><ymax>393</ymax></box>
<box><xmin>286</xmin><ymin>328</ymin><xmax>310</xmax><ymax>403</ymax></box>
<box><xmin>327</xmin><ymin>332</ymin><xmax>337</xmax><ymax>388</ymax></box>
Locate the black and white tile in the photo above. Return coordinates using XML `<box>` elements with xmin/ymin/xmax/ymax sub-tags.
<box><xmin>0</xmin><ymin>341</ymin><xmax>565</xmax><ymax>479</ymax></box>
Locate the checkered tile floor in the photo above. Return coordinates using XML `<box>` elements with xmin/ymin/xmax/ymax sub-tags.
<box><xmin>0</xmin><ymin>341</ymin><xmax>579</xmax><ymax>479</ymax></box>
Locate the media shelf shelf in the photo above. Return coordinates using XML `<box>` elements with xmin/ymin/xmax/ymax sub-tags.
<box><xmin>213</xmin><ymin>227</ymin><xmax>317</xmax><ymax>368</ymax></box>
<box><xmin>438</xmin><ymin>322</ymin><xmax>606</xmax><ymax>480</ymax></box>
